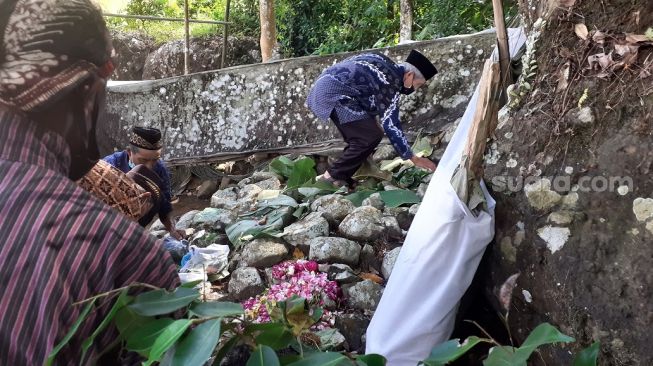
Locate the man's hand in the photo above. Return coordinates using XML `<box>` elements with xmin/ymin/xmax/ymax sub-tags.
<box><xmin>410</xmin><ymin>156</ymin><xmax>437</xmax><ymax>172</ymax></box>
<box><xmin>162</xmin><ymin>215</ymin><xmax>184</xmax><ymax>240</ymax></box>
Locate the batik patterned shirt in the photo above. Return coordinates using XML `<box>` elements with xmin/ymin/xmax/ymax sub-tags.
<box><xmin>0</xmin><ymin>108</ymin><xmax>179</xmax><ymax>365</ymax></box>
<box><xmin>306</xmin><ymin>53</ymin><xmax>414</xmax><ymax>159</ymax></box>
<box><xmin>103</xmin><ymin>150</ymin><xmax>173</xmax><ymax>220</ymax></box>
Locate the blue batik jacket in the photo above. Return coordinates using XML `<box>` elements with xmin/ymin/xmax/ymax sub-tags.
<box><xmin>306</xmin><ymin>53</ymin><xmax>414</xmax><ymax>160</ymax></box>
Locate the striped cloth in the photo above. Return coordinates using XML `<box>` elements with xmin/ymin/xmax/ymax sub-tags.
<box><xmin>0</xmin><ymin>108</ymin><xmax>180</xmax><ymax>365</ymax></box>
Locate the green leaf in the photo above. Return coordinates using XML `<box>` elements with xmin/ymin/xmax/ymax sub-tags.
<box><xmin>483</xmin><ymin>345</ymin><xmax>524</xmax><ymax>366</ymax></box>
<box><xmin>412</xmin><ymin>136</ymin><xmax>434</xmax><ymax>158</ymax></box>
<box><xmin>279</xmin><ymin>354</ymin><xmax>303</xmax><ymax>365</ymax></box>
<box><xmin>258</xmin><ymin>194</ymin><xmax>299</xmax><ymax>208</ymax></box>
<box><xmin>345</xmin><ymin>190</ymin><xmax>376</xmax><ymax>206</ymax></box>
<box><xmin>421</xmin><ymin>337</ymin><xmax>486</xmax><ymax>366</ymax></box>
<box><xmin>378</xmin><ymin>190</ymin><xmax>421</xmax><ymax>208</ymax></box>
<box><xmin>171</xmin><ymin>319</ymin><xmax>222</xmax><ymax>366</ymax></box>
<box><xmin>80</xmin><ymin>291</ymin><xmax>131</xmax><ymax>362</ymax></box>
<box><xmin>573</xmin><ymin>342</ymin><xmax>600</xmax><ymax>366</ymax></box>
<box><xmin>45</xmin><ymin>298</ymin><xmax>97</xmax><ymax>366</ymax></box>
<box><xmin>247</xmin><ymin>345</ymin><xmax>281</xmax><ymax>366</ymax></box>
<box><xmin>144</xmin><ymin>319</ymin><xmax>192</xmax><ymax>366</ymax></box>
<box><xmin>287</xmin><ymin>352</ymin><xmax>350</xmax><ymax>366</ymax></box>
<box><xmin>270</xmin><ymin>156</ymin><xmax>295</xmax><ymax>178</ymax></box>
<box><xmin>213</xmin><ymin>335</ymin><xmax>239</xmax><ymax>365</ymax></box>
<box><xmin>356</xmin><ymin>354</ymin><xmax>386</xmax><ymax>366</ymax></box>
<box><xmin>128</xmin><ymin>287</ymin><xmax>199</xmax><ymax>316</ymax></box>
<box><xmin>287</xmin><ymin>157</ymin><xmax>317</xmax><ymax>190</ymax></box>
<box><xmin>251</xmin><ymin>322</ymin><xmax>295</xmax><ymax>350</ymax></box>
<box><xmin>115</xmin><ymin>305</ymin><xmax>153</xmax><ymax>338</ymax></box>
<box><xmin>125</xmin><ymin>318</ymin><xmax>175</xmax><ymax>357</ymax></box>
<box><xmin>189</xmin><ymin>301</ymin><xmax>244</xmax><ymax>318</ymax></box>
<box><xmin>226</xmin><ymin>219</ymin><xmax>260</xmax><ymax>247</ymax></box>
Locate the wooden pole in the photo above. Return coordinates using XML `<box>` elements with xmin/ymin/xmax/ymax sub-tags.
<box><xmin>102</xmin><ymin>13</ymin><xmax>231</xmax><ymax>25</ymax></box>
<box><xmin>183</xmin><ymin>0</ymin><xmax>190</xmax><ymax>75</ymax></box>
<box><xmin>491</xmin><ymin>0</ymin><xmax>511</xmax><ymax>94</ymax></box>
<box><xmin>221</xmin><ymin>0</ymin><xmax>231</xmax><ymax>69</ymax></box>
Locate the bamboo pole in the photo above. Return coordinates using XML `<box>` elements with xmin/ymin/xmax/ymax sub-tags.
<box><xmin>221</xmin><ymin>0</ymin><xmax>231</xmax><ymax>69</ymax></box>
<box><xmin>183</xmin><ymin>0</ymin><xmax>190</xmax><ymax>75</ymax></box>
<box><xmin>491</xmin><ymin>0</ymin><xmax>511</xmax><ymax>94</ymax></box>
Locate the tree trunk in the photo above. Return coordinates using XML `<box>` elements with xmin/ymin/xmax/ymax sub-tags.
<box><xmin>259</xmin><ymin>0</ymin><xmax>276</xmax><ymax>62</ymax></box>
<box><xmin>399</xmin><ymin>0</ymin><xmax>413</xmax><ymax>42</ymax></box>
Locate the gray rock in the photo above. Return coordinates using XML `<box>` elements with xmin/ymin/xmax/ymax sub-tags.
<box><xmin>361</xmin><ymin>193</ymin><xmax>385</xmax><ymax>211</ymax></box>
<box><xmin>192</xmin><ymin>207</ymin><xmax>236</xmax><ymax>230</ymax></box>
<box><xmin>360</xmin><ymin>244</ymin><xmax>381</xmax><ymax>272</ymax></box>
<box><xmin>236</xmin><ymin>184</ymin><xmax>263</xmax><ymax>213</ymax></box>
<box><xmin>315</xmin><ymin>329</ymin><xmax>347</xmax><ymax>350</ymax></box>
<box><xmin>344</xmin><ymin>280</ymin><xmax>384</xmax><ymax>311</ymax></box>
<box><xmin>327</xmin><ymin>264</ymin><xmax>360</xmax><ymax>284</ymax></box>
<box><xmin>308</xmin><ymin>237</ymin><xmax>361</xmax><ymax>266</ymax></box>
<box><xmin>417</xmin><ymin>183</ymin><xmax>428</xmax><ymax>198</ymax></box>
<box><xmin>210</xmin><ymin>188</ymin><xmax>239</xmax><ymax>210</ymax></box>
<box><xmin>384</xmin><ymin>207</ymin><xmax>412</xmax><ymax>230</ymax></box>
<box><xmin>228</xmin><ymin>267</ymin><xmax>265</xmax><ymax>301</ymax></box>
<box><xmin>283</xmin><ymin>212</ymin><xmax>330</xmax><ymax>253</ymax></box>
<box><xmin>237</xmin><ymin>171</ymin><xmax>281</xmax><ymax>188</ymax></box>
<box><xmin>109</xmin><ymin>30</ymin><xmax>155</xmax><ymax>80</ymax></box>
<box><xmin>254</xmin><ymin>177</ymin><xmax>282</xmax><ymax>191</ymax></box>
<box><xmin>574</xmin><ymin>106</ymin><xmax>595</xmax><ymax>125</ymax></box>
<box><xmin>409</xmin><ymin>204</ymin><xmax>421</xmax><ymax>217</ymax></box>
<box><xmin>334</xmin><ymin>313</ymin><xmax>370</xmax><ymax>352</ymax></box>
<box><xmin>176</xmin><ymin>210</ymin><xmax>200</xmax><ymax>230</ymax></box>
<box><xmin>150</xmin><ymin>230</ymin><xmax>167</xmax><ymax>239</ymax></box>
<box><xmin>372</xmin><ymin>144</ymin><xmax>396</xmax><ymax>163</ymax></box>
<box><xmin>149</xmin><ymin>218</ymin><xmax>165</xmax><ymax>231</ymax></box>
<box><xmin>240</xmin><ymin>239</ymin><xmax>289</xmax><ymax>268</ymax></box>
<box><xmin>381</xmin><ymin>247</ymin><xmax>402</xmax><ymax>279</ymax></box>
<box><xmin>382</xmin><ymin>216</ymin><xmax>403</xmax><ymax>239</ymax></box>
<box><xmin>382</xmin><ymin>183</ymin><xmax>401</xmax><ymax>191</ymax></box>
<box><xmin>338</xmin><ymin>206</ymin><xmax>385</xmax><ymax>242</ymax></box>
<box><xmin>197</xmin><ymin>180</ymin><xmax>219</xmax><ymax>199</ymax></box>
<box><xmin>310</xmin><ymin>194</ymin><xmax>356</xmax><ymax>227</ymax></box>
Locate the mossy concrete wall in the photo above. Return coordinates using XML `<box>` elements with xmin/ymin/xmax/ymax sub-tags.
<box><xmin>100</xmin><ymin>31</ymin><xmax>495</xmax><ymax>165</ymax></box>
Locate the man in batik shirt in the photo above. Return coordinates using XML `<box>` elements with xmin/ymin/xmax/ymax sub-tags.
<box><xmin>307</xmin><ymin>50</ymin><xmax>439</xmax><ymax>188</ymax></box>
<box><xmin>0</xmin><ymin>0</ymin><xmax>179</xmax><ymax>364</ymax></box>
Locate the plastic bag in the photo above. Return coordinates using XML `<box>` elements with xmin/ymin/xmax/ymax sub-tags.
<box><xmin>178</xmin><ymin>244</ymin><xmax>230</xmax><ymax>284</ymax></box>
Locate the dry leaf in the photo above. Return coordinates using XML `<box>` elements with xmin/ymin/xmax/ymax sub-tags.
<box><xmin>574</xmin><ymin>23</ymin><xmax>589</xmax><ymax>40</ymax></box>
<box><xmin>592</xmin><ymin>30</ymin><xmax>606</xmax><ymax>45</ymax></box>
<box><xmin>587</xmin><ymin>52</ymin><xmax>614</xmax><ymax>70</ymax></box>
<box><xmin>498</xmin><ymin>273</ymin><xmax>521</xmax><ymax>312</ymax></box>
<box><xmin>632</xmin><ymin>10</ymin><xmax>640</xmax><ymax>27</ymax></box>
<box><xmin>626</xmin><ymin>33</ymin><xmax>648</xmax><ymax>43</ymax></box>
<box><xmin>360</xmin><ymin>272</ymin><xmax>384</xmax><ymax>284</ymax></box>
<box><xmin>614</xmin><ymin>43</ymin><xmax>639</xmax><ymax>66</ymax></box>
<box><xmin>292</xmin><ymin>247</ymin><xmax>305</xmax><ymax>259</ymax></box>
<box><xmin>559</xmin><ymin>0</ymin><xmax>576</xmax><ymax>7</ymax></box>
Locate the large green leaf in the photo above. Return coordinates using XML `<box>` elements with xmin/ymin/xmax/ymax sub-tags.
<box><xmin>45</xmin><ymin>298</ymin><xmax>97</xmax><ymax>366</ymax></box>
<box><xmin>270</xmin><ymin>156</ymin><xmax>295</xmax><ymax>178</ymax></box>
<box><xmin>171</xmin><ymin>319</ymin><xmax>222</xmax><ymax>366</ymax></box>
<box><xmin>125</xmin><ymin>318</ymin><xmax>175</xmax><ymax>357</ymax></box>
<box><xmin>378</xmin><ymin>190</ymin><xmax>421</xmax><ymax>208</ymax></box>
<box><xmin>189</xmin><ymin>301</ymin><xmax>244</xmax><ymax>318</ymax></box>
<box><xmin>483</xmin><ymin>346</ymin><xmax>524</xmax><ymax>366</ymax></box>
<box><xmin>249</xmin><ymin>322</ymin><xmax>295</xmax><ymax>350</ymax></box>
<box><xmin>115</xmin><ymin>305</ymin><xmax>153</xmax><ymax>338</ymax></box>
<box><xmin>573</xmin><ymin>342</ymin><xmax>600</xmax><ymax>366</ymax></box>
<box><xmin>421</xmin><ymin>337</ymin><xmax>487</xmax><ymax>366</ymax></box>
<box><xmin>258</xmin><ymin>194</ymin><xmax>299</xmax><ymax>208</ymax></box>
<box><xmin>80</xmin><ymin>291</ymin><xmax>131</xmax><ymax>362</ymax></box>
<box><xmin>128</xmin><ymin>287</ymin><xmax>199</xmax><ymax>316</ymax></box>
<box><xmin>345</xmin><ymin>190</ymin><xmax>377</xmax><ymax>207</ymax></box>
<box><xmin>287</xmin><ymin>157</ymin><xmax>317</xmax><ymax>189</ymax></box>
<box><xmin>287</xmin><ymin>352</ymin><xmax>351</xmax><ymax>366</ymax></box>
<box><xmin>247</xmin><ymin>345</ymin><xmax>281</xmax><ymax>366</ymax></box>
<box><xmin>355</xmin><ymin>354</ymin><xmax>386</xmax><ymax>366</ymax></box>
<box><xmin>143</xmin><ymin>319</ymin><xmax>192</xmax><ymax>366</ymax></box>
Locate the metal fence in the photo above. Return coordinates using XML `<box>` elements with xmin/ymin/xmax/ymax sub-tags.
<box><xmin>103</xmin><ymin>0</ymin><xmax>232</xmax><ymax>74</ymax></box>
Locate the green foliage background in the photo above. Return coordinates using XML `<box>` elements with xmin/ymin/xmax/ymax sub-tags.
<box><xmin>108</xmin><ymin>0</ymin><xmax>516</xmax><ymax>55</ymax></box>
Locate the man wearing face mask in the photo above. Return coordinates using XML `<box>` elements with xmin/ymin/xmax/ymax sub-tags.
<box><xmin>0</xmin><ymin>0</ymin><xmax>179</xmax><ymax>364</ymax></box>
<box><xmin>307</xmin><ymin>50</ymin><xmax>439</xmax><ymax>189</ymax></box>
<box><xmin>103</xmin><ymin>127</ymin><xmax>182</xmax><ymax>238</ymax></box>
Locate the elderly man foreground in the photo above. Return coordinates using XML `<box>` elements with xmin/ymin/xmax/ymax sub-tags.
<box><xmin>0</xmin><ymin>0</ymin><xmax>179</xmax><ymax>364</ymax></box>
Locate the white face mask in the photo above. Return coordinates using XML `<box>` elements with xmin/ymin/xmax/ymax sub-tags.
<box><xmin>128</xmin><ymin>159</ymin><xmax>135</xmax><ymax>169</ymax></box>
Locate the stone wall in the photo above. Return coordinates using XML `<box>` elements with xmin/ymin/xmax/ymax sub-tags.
<box><xmin>100</xmin><ymin>31</ymin><xmax>495</xmax><ymax>165</ymax></box>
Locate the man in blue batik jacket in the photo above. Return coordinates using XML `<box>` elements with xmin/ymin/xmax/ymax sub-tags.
<box><xmin>307</xmin><ymin>50</ymin><xmax>438</xmax><ymax>188</ymax></box>
<box><xmin>104</xmin><ymin>127</ymin><xmax>183</xmax><ymax>239</ymax></box>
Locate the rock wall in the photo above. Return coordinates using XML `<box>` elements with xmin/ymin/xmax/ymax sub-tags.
<box><xmin>484</xmin><ymin>0</ymin><xmax>653</xmax><ymax>364</ymax></box>
<box><xmin>100</xmin><ymin>32</ymin><xmax>495</xmax><ymax>165</ymax></box>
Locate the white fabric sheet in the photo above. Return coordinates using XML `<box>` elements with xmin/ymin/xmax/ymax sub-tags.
<box><xmin>366</xmin><ymin>28</ymin><xmax>527</xmax><ymax>366</ymax></box>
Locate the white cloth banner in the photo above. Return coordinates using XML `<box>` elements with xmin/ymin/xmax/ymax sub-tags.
<box><xmin>366</xmin><ymin>28</ymin><xmax>527</xmax><ymax>366</ymax></box>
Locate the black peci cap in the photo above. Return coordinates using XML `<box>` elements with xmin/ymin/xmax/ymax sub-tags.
<box><xmin>405</xmin><ymin>50</ymin><xmax>438</xmax><ymax>80</ymax></box>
